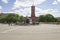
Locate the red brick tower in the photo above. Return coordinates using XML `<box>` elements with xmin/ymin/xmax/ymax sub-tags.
<box><xmin>31</xmin><ymin>5</ymin><xmax>36</xmax><ymax>23</ymax></box>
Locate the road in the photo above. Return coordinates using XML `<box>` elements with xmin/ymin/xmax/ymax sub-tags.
<box><xmin>0</xmin><ymin>24</ymin><xmax>60</xmax><ymax>40</ymax></box>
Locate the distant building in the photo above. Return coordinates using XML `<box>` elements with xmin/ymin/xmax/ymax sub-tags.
<box><xmin>0</xmin><ymin>13</ymin><xmax>2</xmax><ymax>16</ymax></box>
<box><xmin>0</xmin><ymin>13</ymin><xmax>15</xmax><ymax>16</ymax></box>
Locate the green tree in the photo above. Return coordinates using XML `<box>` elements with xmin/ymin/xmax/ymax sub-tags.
<box><xmin>0</xmin><ymin>14</ymin><xmax>25</xmax><ymax>24</ymax></box>
<box><xmin>19</xmin><ymin>16</ymin><xmax>24</xmax><ymax>22</ymax></box>
<box><xmin>39</xmin><ymin>14</ymin><xmax>57</xmax><ymax>22</ymax></box>
<box><xmin>6</xmin><ymin>14</ymin><xmax>20</xmax><ymax>23</ymax></box>
<box><xmin>39</xmin><ymin>15</ymin><xmax>46</xmax><ymax>22</ymax></box>
<box><xmin>45</xmin><ymin>14</ymin><xmax>54</xmax><ymax>22</ymax></box>
<box><xmin>0</xmin><ymin>16</ymin><xmax>6</xmax><ymax>23</ymax></box>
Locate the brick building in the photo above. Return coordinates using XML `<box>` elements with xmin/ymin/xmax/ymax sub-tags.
<box><xmin>30</xmin><ymin>5</ymin><xmax>38</xmax><ymax>23</ymax></box>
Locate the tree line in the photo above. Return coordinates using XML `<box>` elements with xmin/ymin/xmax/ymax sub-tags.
<box><xmin>0</xmin><ymin>13</ymin><xmax>59</xmax><ymax>24</ymax></box>
<box><xmin>39</xmin><ymin>14</ymin><xmax>58</xmax><ymax>22</ymax></box>
<box><xmin>0</xmin><ymin>14</ymin><xmax>24</xmax><ymax>23</ymax></box>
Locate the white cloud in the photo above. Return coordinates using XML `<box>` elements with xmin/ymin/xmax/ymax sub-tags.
<box><xmin>0</xmin><ymin>6</ymin><xmax>2</xmax><ymax>9</ymax></box>
<box><xmin>2</xmin><ymin>0</ymin><xmax>9</xmax><ymax>3</ymax></box>
<box><xmin>2</xmin><ymin>11</ymin><xmax>15</xmax><ymax>13</ymax></box>
<box><xmin>35</xmin><ymin>7</ymin><xmax>54</xmax><ymax>16</ymax></box>
<box><xmin>14</xmin><ymin>7</ymin><xmax>31</xmax><ymax>17</ymax></box>
<box><xmin>12</xmin><ymin>0</ymin><xmax>46</xmax><ymax>9</ymax></box>
<box><xmin>52</xmin><ymin>0</ymin><xmax>58</xmax><ymax>5</ymax></box>
<box><xmin>0</xmin><ymin>6</ymin><xmax>2</xmax><ymax>12</ymax></box>
<box><xmin>57</xmin><ymin>0</ymin><xmax>60</xmax><ymax>2</ymax></box>
<box><xmin>52</xmin><ymin>0</ymin><xmax>60</xmax><ymax>5</ymax></box>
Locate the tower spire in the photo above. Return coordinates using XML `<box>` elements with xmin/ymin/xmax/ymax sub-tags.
<box><xmin>32</xmin><ymin>0</ymin><xmax>34</xmax><ymax>6</ymax></box>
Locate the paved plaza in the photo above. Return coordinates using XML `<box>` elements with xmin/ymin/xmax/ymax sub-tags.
<box><xmin>0</xmin><ymin>24</ymin><xmax>60</xmax><ymax>40</ymax></box>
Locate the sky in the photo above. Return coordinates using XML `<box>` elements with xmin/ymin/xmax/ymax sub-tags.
<box><xmin>0</xmin><ymin>0</ymin><xmax>60</xmax><ymax>17</ymax></box>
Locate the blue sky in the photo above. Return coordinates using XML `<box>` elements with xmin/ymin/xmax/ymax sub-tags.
<box><xmin>0</xmin><ymin>0</ymin><xmax>60</xmax><ymax>17</ymax></box>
